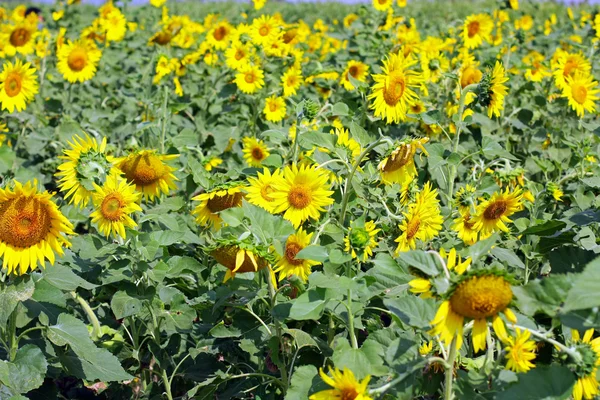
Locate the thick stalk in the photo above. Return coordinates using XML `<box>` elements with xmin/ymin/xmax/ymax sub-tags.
<box><xmin>70</xmin><ymin>291</ymin><xmax>101</xmax><ymax>340</ymax></box>
<box><xmin>266</xmin><ymin>269</ymin><xmax>288</xmax><ymax>391</ymax></box>
<box><xmin>443</xmin><ymin>336</ymin><xmax>458</xmax><ymax>400</ymax></box>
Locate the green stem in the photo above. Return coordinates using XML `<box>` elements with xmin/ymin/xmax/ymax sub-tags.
<box><xmin>443</xmin><ymin>336</ymin><xmax>458</xmax><ymax>400</ymax></box>
<box><xmin>7</xmin><ymin>308</ymin><xmax>18</xmax><ymax>361</ymax></box>
<box><xmin>70</xmin><ymin>291</ymin><xmax>101</xmax><ymax>341</ymax></box>
<box><xmin>160</xmin><ymin>84</ymin><xmax>169</xmax><ymax>153</ymax></box>
<box><xmin>161</xmin><ymin>367</ymin><xmax>174</xmax><ymax>400</ymax></box>
<box><xmin>15</xmin><ymin>326</ymin><xmax>46</xmax><ymax>347</ymax></box>
<box><xmin>266</xmin><ymin>269</ymin><xmax>289</xmax><ymax>391</ymax></box>
<box><xmin>345</xmin><ymin>264</ymin><xmax>358</xmax><ymax>349</ymax></box>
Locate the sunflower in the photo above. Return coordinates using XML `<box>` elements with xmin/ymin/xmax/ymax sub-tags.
<box><xmin>204</xmin><ymin>157</ymin><xmax>223</xmax><ymax>172</ymax></box>
<box><xmin>270</xmin><ymin>164</ymin><xmax>334</xmax><ymax>228</ymax></box>
<box><xmin>462</xmin><ymin>14</ymin><xmax>493</xmax><ymax>49</ymax></box>
<box><xmin>191</xmin><ymin>185</ymin><xmax>245</xmax><ymax>231</ymax></box>
<box><xmin>309</xmin><ymin>368</ymin><xmax>372</xmax><ymax>400</ymax></box>
<box><xmin>242</xmin><ymin>137</ymin><xmax>270</xmax><ymax>168</ymax></box>
<box><xmin>334</xmin><ymin>127</ymin><xmax>362</xmax><ymax>162</ymax></box>
<box><xmin>563</xmin><ymin>72</ymin><xmax>599</xmax><ymax>117</ymax></box>
<box><xmin>56</xmin><ymin>134</ymin><xmax>116</xmax><ymax>208</ymax></box>
<box><xmin>571</xmin><ymin>329</ymin><xmax>600</xmax><ymax>400</ymax></box>
<box><xmin>368</xmin><ymin>52</ymin><xmax>423</xmax><ymax>124</ymax></box>
<box><xmin>281</xmin><ymin>67</ymin><xmax>303</xmax><ymax>97</ymax></box>
<box><xmin>247</xmin><ymin>168</ymin><xmax>283</xmax><ymax>213</ymax></box>
<box><xmin>553</xmin><ymin>52</ymin><xmax>591</xmax><ymax>90</ymax></box>
<box><xmin>90</xmin><ymin>174</ymin><xmax>142</xmax><ymax>239</ymax></box>
<box><xmin>99</xmin><ymin>9</ymin><xmax>128</xmax><ymax>43</ymax></box>
<box><xmin>508</xmin><ymin>0</ymin><xmax>519</xmax><ymax>10</ymax></box>
<box><xmin>274</xmin><ymin>228</ymin><xmax>319</xmax><ymax>282</ymax></box>
<box><xmin>57</xmin><ymin>39</ymin><xmax>102</xmax><ymax>83</ymax></box>
<box><xmin>394</xmin><ymin>182</ymin><xmax>443</xmax><ymax>253</ymax></box>
<box><xmin>235</xmin><ymin>65</ymin><xmax>265</xmax><ymax>94</ymax></box>
<box><xmin>253</xmin><ymin>0</ymin><xmax>267</xmax><ymax>10</ymax></box>
<box><xmin>377</xmin><ymin>138</ymin><xmax>429</xmax><ymax>186</ymax></box>
<box><xmin>471</xmin><ymin>188</ymin><xmax>522</xmax><ymax>239</ymax></box>
<box><xmin>452</xmin><ymin>211</ymin><xmax>479</xmax><ymax>245</ymax></box>
<box><xmin>431</xmin><ymin>271</ymin><xmax>517</xmax><ymax>352</ymax></box>
<box><xmin>0</xmin><ymin>59</ymin><xmax>39</xmax><ymax>113</ymax></box>
<box><xmin>478</xmin><ymin>61</ymin><xmax>509</xmax><ymax>118</ymax></box>
<box><xmin>340</xmin><ymin>60</ymin><xmax>369</xmax><ymax>90</ymax></box>
<box><xmin>210</xmin><ymin>241</ymin><xmax>269</xmax><ymax>282</ymax></box>
<box><xmin>0</xmin><ymin>180</ymin><xmax>74</xmax><ymax>276</ymax></box>
<box><xmin>504</xmin><ymin>329</ymin><xmax>536</xmax><ymax>373</ymax></box>
<box><xmin>250</xmin><ymin>15</ymin><xmax>279</xmax><ymax>47</ymax></box>
<box><xmin>421</xmin><ymin>51</ymin><xmax>449</xmax><ymax>84</ymax></box>
<box><xmin>207</xmin><ymin>21</ymin><xmax>233</xmax><ymax>50</ymax></box>
<box><xmin>116</xmin><ymin>150</ymin><xmax>178</xmax><ymax>201</ymax></box>
<box><xmin>225</xmin><ymin>41</ymin><xmax>253</xmax><ymax>71</ymax></box>
<box><xmin>372</xmin><ymin>0</ymin><xmax>393</xmax><ymax>12</ymax></box>
<box><xmin>409</xmin><ymin>248</ymin><xmax>471</xmax><ymax>297</ymax></box>
<box><xmin>2</xmin><ymin>22</ymin><xmax>37</xmax><ymax>56</ymax></box>
<box><xmin>344</xmin><ymin>220</ymin><xmax>380</xmax><ymax>261</ymax></box>
<box><xmin>263</xmin><ymin>95</ymin><xmax>286</xmax><ymax>122</ymax></box>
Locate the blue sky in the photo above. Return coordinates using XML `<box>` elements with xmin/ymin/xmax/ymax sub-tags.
<box><xmin>30</xmin><ymin>0</ymin><xmax>600</xmax><ymax>4</ymax></box>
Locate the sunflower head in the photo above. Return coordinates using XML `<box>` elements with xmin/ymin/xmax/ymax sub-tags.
<box><xmin>192</xmin><ymin>183</ymin><xmax>246</xmax><ymax>231</ymax></box>
<box><xmin>117</xmin><ymin>150</ymin><xmax>179</xmax><ymax>201</ymax></box>
<box><xmin>449</xmin><ymin>270</ymin><xmax>513</xmax><ymax>320</ymax></box>
<box><xmin>209</xmin><ymin>238</ymin><xmax>272</xmax><ymax>282</ymax></box>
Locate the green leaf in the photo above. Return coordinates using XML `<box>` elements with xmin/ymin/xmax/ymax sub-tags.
<box><xmin>497</xmin><ymin>365</ymin><xmax>575</xmax><ymax>400</ymax></box>
<box><xmin>331</xmin><ymin>339</ymin><xmax>387</xmax><ymax>379</ymax></box>
<box><xmin>513</xmin><ymin>275</ymin><xmax>574</xmax><ymax>317</ymax></box>
<box><xmin>0</xmin><ymin>345</ymin><xmax>47</xmax><ymax>395</ymax></box>
<box><xmin>384</xmin><ymin>296</ymin><xmax>436</xmax><ymax>328</ymax></box>
<box><xmin>286</xmin><ymin>328</ymin><xmax>319</xmax><ymax>349</ymax></box>
<box><xmin>481</xmin><ymin>137</ymin><xmax>518</xmax><ymax>161</ymax></box>
<box><xmin>296</xmin><ymin>245</ymin><xmax>329</xmax><ymax>262</ymax></box>
<box><xmin>520</xmin><ymin>220</ymin><xmax>566</xmax><ymax>236</ymax></box>
<box><xmin>420</xmin><ymin>109</ymin><xmax>441</xmax><ymax>125</ymax></box>
<box><xmin>580</xmin><ymin>177</ymin><xmax>600</xmax><ymax>188</ymax></box>
<box><xmin>349</xmin><ymin>121</ymin><xmax>375</xmax><ymax>148</ymax></box>
<box><xmin>42</xmin><ymin>264</ymin><xmax>97</xmax><ymax>291</ymax></box>
<box><xmin>467</xmin><ymin>233</ymin><xmax>498</xmax><ymax>262</ymax></box>
<box><xmin>0</xmin><ymin>278</ymin><xmax>35</xmax><ymax>327</ymax></box>
<box><xmin>285</xmin><ymin>365</ymin><xmax>319</xmax><ymax>400</ymax></box>
<box><xmin>48</xmin><ymin>314</ymin><xmax>131</xmax><ymax>381</ymax></box>
<box><xmin>332</xmin><ymin>102</ymin><xmax>349</xmax><ymax>116</ymax></box>
<box><xmin>111</xmin><ymin>291</ymin><xmax>143</xmax><ymax>319</ymax></box>
<box><xmin>396</xmin><ymin>251</ymin><xmax>440</xmax><ymax>276</ymax></box>
<box><xmin>491</xmin><ymin>248</ymin><xmax>525</xmax><ymax>269</ymax></box>
<box><xmin>563</xmin><ymin>256</ymin><xmax>600</xmax><ymax>312</ymax></box>
<box><xmin>243</xmin><ymin>201</ymin><xmax>295</xmax><ymax>244</ymax></box>
<box><xmin>0</xmin><ymin>147</ymin><xmax>16</xmax><ymax>175</ymax></box>
<box><xmin>209</xmin><ymin>321</ymin><xmax>242</xmax><ymax>338</ymax></box>
<box><xmin>289</xmin><ymin>288</ymin><xmax>331</xmax><ymax>320</ymax></box>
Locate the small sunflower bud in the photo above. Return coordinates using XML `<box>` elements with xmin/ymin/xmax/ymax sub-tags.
<box><xmin>301</xmin><ymin>99</ymin><xmax>320</xmax><ymax>120</ymax></box>
<box><xmin>476</xmin><ymin>72</ymin><xmax>493</xmax><ymax>107</ymax></box>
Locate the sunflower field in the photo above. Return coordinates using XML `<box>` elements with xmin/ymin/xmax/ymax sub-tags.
<box><xmin>1</xmin><ymin>0</ymin><xmax>600</xmax><ymax>398</ymax></box>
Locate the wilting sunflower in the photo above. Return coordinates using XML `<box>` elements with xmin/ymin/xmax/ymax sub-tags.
<box><xmin>0</xmin><ymin>180</ymin><xmax>74</xmax><ymax>276</ymax></box>
<box><xmin>192</xmin><ymin>184</ymin><xmax>245</xmax><ymax>231</ymax></box>
<box><xmin>462</xmin><ymin>14</ymin><xmax>493</xmax><ymax>49</ymax></box>
<box><xmin>563</xmin><ymin>72</ymin><xmax>599</xmax><ymax>117</ymax></box>
<box><xmin>344</xmin><ymin>220</ymin><xmax>380</xmax><ymax>261</ymax></box>
<box><xmin>395</xmin><ymin>182</ymin><xmax>443</xmax><ymax>253</ymax></box>
<box><xmin>57</xmin><ymin>39</ymin><xmax>102</xmax><ymax>83</ymax></box>
<box><xmin>478</xmin><ymin>61</ymin><xmax>509</xmax><ymax>118</ymax></box>
<box><xmin>116</xmin><ymin>150</ymin><xmax>178</xmax><ymax>201</ymax></box>
<box><xmin>274</xmin><ymin>228</ymin><xmax>319</xmax><ymax>282</ymax></box>
<box><xmin>242</xmin><ymin>137</ymin><xmax>270</xmax><ymax>168</ymax></box>
<box><xmin>90</xmin><ymin>174</ymin><xmax>142</xmax><ymax>239</ymax></box>
<box><xmin>368</xmin><ymin>52</ymin><xmax>423</xmax><ymax>124</ymax></box>
<box><xmin>270</xmin><ymin>164</ymin><xmax>334</xmax><ymax>228</ymax></box>
<box><xmin>378</xmin><ymin>138</ymin><xmax>429</xmax><ymax>186</ymax></box>
<box><xmin>281</xmin><ymin>67</ymin><xmax>303</xmax><ymax>97</ymax></box>
<box><xmin>504</xmin><ymin>329</ymin><xmax>536</xmax><ymax>373</ymax></box>
<box><xmin>56</xmin><ymin>134</ymin><xmax>116</xmax><ymax>208</ymax></box>
<box><xmin>571</xmin><ymin>329</ymin><xmax>600</xmax><ymax>400</ymax></box>
<box><xmin>309</xmin><ymin>368</ymin><xmax>372</xmax><ymax>400</ymax></box>
<box><xmin>430</xmin><ymin>271</ymin><xmax>517</xmax><ymax>352</ymax></box>
<box><xmin>210</xmin><ymin>240</ymin><xmax>270</xmax><ymax>282</ymax></box>
<box><xmin>247</xmin><ymin>168</ymin><xmax>283</xmax><ymax>213</ymax></box>
<box><xmin>340</xmin><ymin>60</ymin><xmax>369</xmax><ymax>90</ymax></box>
<box><xmin>0</xmin><ymin>59</ymin><xmax>39</xmax><ymax>113</ymax></box>
<box><xmin>250</xmin><ymin>15</ymin><xmax>279</xmax><ymax>47</ymax></box>
<box><xmin>235</xmin><ymin>65</ymin><xmax>265</xmax><ymax>94</ymax></box>
<box><xmin>263</xmin><ymin>95</ymin><xmax>286</xmax><ymax>122</ymax></box>
<box><xmin>472</xmin><ymin>188</ymin><xmax>522</xmax><ymax>239</ymax></box>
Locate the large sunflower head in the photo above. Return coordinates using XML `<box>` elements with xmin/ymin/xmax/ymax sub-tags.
<box><xmin>56</xmin><ymin>133</ymin><xmax>116</xmax><ymax>208</ymax></box>
<box><xmin>209</xmin><ymin>238</ymin><xmax>271</xmax><ymax>282</ymax></box>
<box><xmin>377</xmin><ymin>137</ymin><xmax>429</xmax><ymax>185</ymax></box>
<box><xmin>0</xmin><ymin>59</ymin><xmax>39</xmax><ymax>113</ymax></box>
<box><xmin>191</xmin><ymin>183</ymin><xmax>245</xmax><ymax>231</ymax></box>
<box><xmin>3</xmin><ymin>22</ymin><xmax>37</xmax><ymax>56</ymax></box>
<box><xmin>476</xmin><ymin>61</ymin><xmax>509</xmax><ymax>118</ymax></box>
<box><xmin>471</xmin><ymin>187</ymin><xmax>523</xmax><ymax>239</ymax></box>
<box><xmin>0</xmin><ymin>180</ymin><xmax>74</xmax><ymax>276</ymax></box>
<box><xmin>563</xmin><ymin>72</ymin><xmax>599</xmax><ymax>118</ymax></box>
<box><xmin>90</xmin><ymin>174</ymin><xmax>142</xmax><ymax>239</ymax></box>
<box><xmin>57</xmin><ymin>39</ymin><xmax>102</xmax><ymax>83</ymax></box>
<box><xmin>116</xmin><ymin>150</ymin><xmax>179</xmax><ymax>201</ymax></box>
<box><xmin>246</xmin><ymin>168</ymin><xmax>283</xmax><ymax>213</ymax></box>
<box><xmin>462</xmin><ymin>14</ymin><xmax>493</xmax><ymax>49</ymax></box>
<box><xmin>274</xmin><ymin>227</ymin><xmax>320</xmax><ymax>282</ymax></box>
<box><xmin>242</xmin><ymin>137</ymin><xmax>270</xmax><ymax>168</ymax></box>
<box><xmin>235</xmin><ymin>65</ymin><xmax>265</xmax><ymax>94</ymax></box>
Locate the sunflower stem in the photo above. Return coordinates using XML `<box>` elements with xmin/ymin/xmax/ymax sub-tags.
<box><xmin>160</xmin><ymin>84</ymin><xmax>169</xmax><ymax>154</ymax></box>
<box><xmin>266</xmin><ymin>268</ymin><xmax>289</xmax><ymax>392</ymax></box>
<box><xmin>443</xmin><ymin>336</ymin><xmax>458</xmax><ymax>400</ymax></box>
<box><xmin>70</xmin><ymin>291</ymin><xmax>101</xmax><ymax>341</ymax></box>
<box><xmin>161</xmin><ymin>366</ymin><xmax>174</xmax><ymax>400</ymax></box>
<box><xmin>7</xmin><ymin>308</ymin><xmax>18</xmax><ymax>362</ymax></box>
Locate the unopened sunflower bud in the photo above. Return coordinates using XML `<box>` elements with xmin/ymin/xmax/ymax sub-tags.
<box><xmin>476</xmin><ymin>72</ymin><xmax>493</xmax><ymax>107</ymax></box>
<box><xmin>301</xmin><ymin>99</ymin><xmax>319</xmax><ymax>120</ymax></box>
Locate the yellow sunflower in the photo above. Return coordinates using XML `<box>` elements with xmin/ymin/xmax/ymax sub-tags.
<box><xmin>250</xmin><ymin>15</ymin><xmax>279</xmax><ymax>47</ymax></box>
<box><xmin>482</xmin><ymin>61</ymin><xmax>509</xmax><ymax>118</ymax></box>
<box><xmin>57</xmin><ymin>39</ymin><xmax>102</xmax><ymax>83</ymax></box>
<box><xmin>247</xmin><ymin>168</ymin><xmax>283</xmax><ymax>213</ymax></box>
<box><xmin>0</xmin><ymin>180</ymin><xmax>74</xmax><ymax>276</ymax></box>
<box><xmin>372</xmin><ymin>0</ymin><xmax>393</xmax><ymax>12</ymax></box>
<box><xmin>263</xmin><ymin>95</ymin><xmax>287</xmax><ymax>122</ymax></box>
<box><xmin>504</xmin><ymin>329</ymin><xmax>536</xmax><ymax>373</ymax></box>
<box><xmin>421</xmin><ymin>51</ymin><xmax>449</xmax><ymax>84</ymax></box>
<box><xmin>235</xmin><ymin>65</ymin><xmax>265</xmax><ymax>94</ymax></box>
<box><xmin>571</xmin><ymin>329</ymin><xmax>600</xmax><ymax>400</ymax></box>
<box><xmin>334</xmin><ymin>127</ymin><xmax>362</xmax><ymax>162</ymax></box>
<box><xmin>368</xmin><ymin>52</ymin><xmax>423</xmax><ymax>124</ymax></box>
<box><xmin>340</xmin><ymin>60</ymin><xmax>369</xmax><ymax>90</ymax></box>
<box><xmin>452</xmin><ymin>211</ymin><xmax>480</xmax><ymax>245</ymax></box>
<box><xmin>90</xmin><ymin>174</ymin><xmax>142</xmax><ymax>239</ymax></box>
<box><xmin>270</xmin><ymin>164</ymin><xmax>334</xmax><ymax>228</ymax></box>
<box><xmin>204</xmin><ymin>157</ymin><xmax>223</xmax><ymax>172</ymax></box>
<box><xmin>309</xmin><ymin>368</ymin><xmax>372</xmax><ymax>400</ymax></box>
<box><xmin>408</xmin><ymin>248</ymin><xmax>471</xmax><ymax>298</ymax></box>
<box><xmin>431</xmin><ymin>272</ymin><xmax>517</xmax><ymax>352</ymax></box>
<box><xmin>471</xmin><ymin>188</ymin><xmax>522</xmax><ymax>239</ymax></box>
<box><xmin>242</xmin><ymin>137</ymin><xmax>270</xmax><ymax>168</ymax></box>
<box><xmin>116</xmin><ymin>150</ymin><xmax>179</xmax><ymax>201</ymax></box>
<box><xmin>281</xmin><ymin>67</ymin><xmax>303</xmax><ymax>97</ymax></box>
<box><xmin>2</xmin><ymin>22</ymin><xmax>37</xmax><ymax>56</ymax></box>
<box><xmin>274</xmin><ymin>228</ymin><xmax>320</xmax><ymax>282</ymax></box>
<box><xmin>56</xmin><ymin>134</ymin><xmax>116</xmax><ymax>208</ymax></box>
<box><xmin>225</xmin><ymin>41</ymin><xmax>253</xmax><ymax>71</ymax></box>
<box><xmin>207</xmin><ymin>21</ymin><xmax>233</xmax><ymax>50</ymax></box>
<box><xmin>0</xmin><ymin>59</ymin><xmax>39</xmax><ymax>113</ymax></box>
<box><xmin>344</xmin><ymin>220</ymin><xmax>380</xmax><ymax>261</ymax></box>
<box><xmin>563</xmin><ymin>72</ymin><xmax>599</xmax><ymax>117</ymax></box>
<box><xmin>462</xmin><ymin>14</ymin><xmax>493</xmax><ymax>49</ymax></box>
<box><xmin>394</xmin><ymin>182</ymin><xmax>443</xmax><ymax>253</ymax></box>
<box><xmin>553</xmin><ymin>51</ymin><xmax>591</xmax><ymax>90</ymax></box>
<box><xmin>378</xmin><ymin>138</ymin><xmax>429</xmax><ymax>186</ymax></box>
<box><xmin>191</xmin><ymin>185</ymin><xmax>245</xmax><ymax>231</ymax></box>
<box><xmin>211</xmin><ymin>242</ymin><xmax>269</xmax><ymax>282</ymax></box>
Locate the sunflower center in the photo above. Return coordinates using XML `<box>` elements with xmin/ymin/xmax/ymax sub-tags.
<box><xmin>211</xmin><ymin>246</ymin><xmax>266</xmax><ymax>273</ymax></box>
<box><xmin>101</xmin><ymin>194</ymin><xmax>123</xmax><ymax>221</ymax></box>
<box><xmin>0</xmin><ymin>197</ymin><xmax>52</xmax><ymax>248</ymax></box>
<box><xmin>340</xmin><ymin>388</ymin><xmax>359</xmax><ymax>400</ymax></box>
<box><xmin>350</xmin><ymin>228</ymin><xmax>370</xmax><ymax>248</ymax></box>
<box><xmin>572</xmin><ymin>83</ymin><xmax>588</xmax><ymax>104</ymax></box>
<box><xmin>4</xmin><ymin>74</ymin><xmax>22</xmax><ymax>98</ymax></box>
<box><xmin>287</xmin><ymin>185</ymin><xmax>312</xmax><ymax>209</ymax></box>
<box><xmin>269</xmin><ymin>102</ymin><xmax>278</xmax><ymax>112</ymax></box>
<box><xmin>287</xmin><ymin>76</ymin><xmax>297</xmax><ymax>86</ymax></box>
<box><xmin>252</xmin><ymin>146</ymin><xmax>265</xmax><ymax>160</ymax></box>
<box><xmin>563</xmin><ymin>61</ymin><xmax>576</xmax><ymax>77</ymax></box>
<box><xmin>10</xmin><ymin>27</ymin><xmax>31</xmax><ymax>47</ymax></box>
<box><xmin>206</xmin><ymin>192</ymin><xmax>243</xmax><ymax>213</ymax></box>
<box><xmin>259</xmin><ymin>26</ymin><xmax>270</xmax><ymax>37</ymax></box>
<box><xmin>213</xmin><ymin>26</ymin><xmax>227</xmax><ymax>41</ymax></box>
<box><xmin>483</xmin><ymin>200</ymin><xmax>507</xmax><ymax>221</ymax></box>
<box><xmin>67</xmin><ymin>48</ymin><xmax>89</xmax><ymax>72</ymax></box>
<box><xmin>406</xmin><ymin>216</ymin><xmax>421</xmax><ymax>239</ymax></box>
<box><xmin>260</xmin><ymin>184</ymin><xmax>275</xmax><ymax>202</ymax></box>
<box><xmin>245</xmin><ymin>72</ymin><xmax>256</xmax><ymax>84</ymax></box>
<box><xmin>282</xmin><ymin>29</ymin><xmax>297</xmax><ymax>44</ymax></box>
<box><xmin>450</xmin><ymin>275</ymin><xmax>513</xmax><ymax>319</ymax></box>
<box><xmin>383</xmin><ymin>71</ymin><xmax>406</xmax><ymax>106</ymax></box>
<box><xmin>467</xmin><ymin>21</ymin><xmax>480</xmax><ymax>38</ymax></box>
<box><xmin>461</xmin><ymin>66</ymin><xmax>482</xmax><ymax>88</ymax></box>
<box><xmin>154</xmin><ymin>31</ymin><xmax>172</xmax><ymax>45</ymax></box>
<box><xmin>378</xmin><ymin>0</ymin><xmax>387</xmax><ymax>5</ymax></box>
<box><xmin>121</xmin><ymin>153</ymin><xmax>166</xmax><ymax>186</ymax></box>
<box><xmin>382</xmin><ymin>145</ymin><xmax>413</xmax><ymax>172</ymax></box>
<box><xmin>235</xmin><ymin>49</ymin><xmax>245</xmax><ymax>60</ymax></box>
<box><xmin>284</xmin><ymin>242</ymin><xmax>304</xmax><ymax>265</ymax></box>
